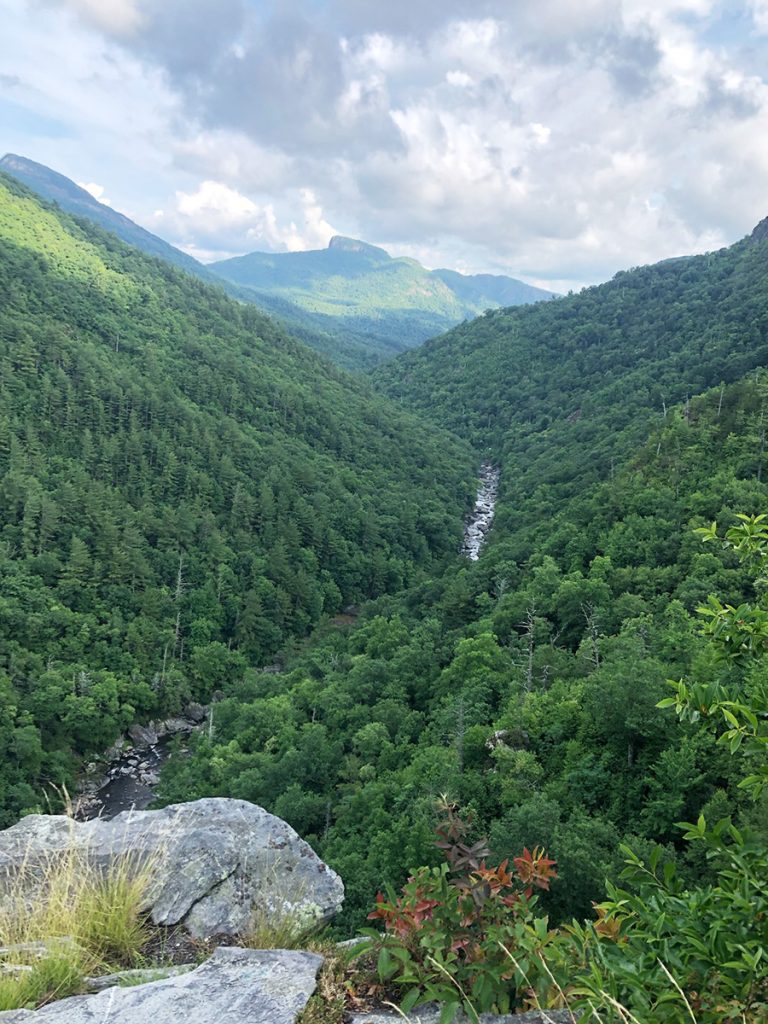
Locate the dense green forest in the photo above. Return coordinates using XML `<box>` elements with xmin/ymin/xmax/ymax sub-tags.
<box><xmin>0</xmin><ymin>153</ymin><xmax>211</xmax><ymax>280</ymax></box>
<box><xmin>0</xmin><ymin>172</ymin><xmax>474</xmax><ymax>825</ymax></box>
<box><xmin>2</xmin><ymin>160</ymin><xmax>768</xmax><ymax>1016</ymax></box>
<box><xmin>155</xmin><ymin>215</ymin><xmax>768</xmax><ymax>1014</ymax></box>
<box><xmin>159</xmin><ymin>377</ymin><xmax>768</xmax><ymax>929</ymax></box>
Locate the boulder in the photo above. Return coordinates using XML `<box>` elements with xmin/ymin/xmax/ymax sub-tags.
<box><xmin>127</xmin><ymin>724</ymin><xmax>158</xmax><ymax>748</ymax></box>
<box><xmin>183</xmin><ymin>702</ymin><xmax>207</xmax><ymax>724</ymax></box>
<box><xmin>156</xmin><ymin>717</ymin><xmax>194</xmax><ymax>735</ymax></box>
<box><xmin>0</xmin><ymin>798</ymin><xmax>344</xmax><ymax>939</ymax></box>
<box><xmin>0</xmin><ymin>947</ymin><xmax>323</xmax><ymax>1023</ymax></box>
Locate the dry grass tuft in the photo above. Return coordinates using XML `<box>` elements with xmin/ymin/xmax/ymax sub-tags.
<box><xmin>296</xmin><ymin>941</ymin><xmax>351</xmax><ymax>1024</ymax></box>
<box><xmin>0</xmin><ymin>821</ymin><xmax>160</xmax><ymax>1010</ymax></box>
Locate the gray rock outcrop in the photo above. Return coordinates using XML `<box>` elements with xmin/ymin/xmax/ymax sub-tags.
<box><xmin>0</xmin><ymin>947</ymin><xmax>322</xmax><ymax>1024</ymax></box>
<box><xmin>127</xmin><ymin>723</ymin><xmax>159</xmax><ymax>748</ymax></box>
<box><xmin>0</xmin><ymin>798</ymin><xmax>344</xmax><ymax>939</ymax></box>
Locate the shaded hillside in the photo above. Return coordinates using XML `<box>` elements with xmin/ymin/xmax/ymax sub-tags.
<box><xmin>210</xmin><ymin>235</ymin><xmax>556</xmax><ymax>362</ymax></box>
<box><xmin>0</xmin><ymin>171</ymin><xmax>474</xmax><ymax>823</ymax></box>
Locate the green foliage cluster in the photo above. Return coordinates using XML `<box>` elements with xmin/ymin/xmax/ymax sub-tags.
<box><xmin>549</xmin><ymin>516</ymin><xmax>768</xmax><ymax>1021</ymax></box>
<box><xmin>361</xmin><ymin>799</ymin><xmax>558</xmax><ymax>1020</ymax></box>
<box><xmin>351</xmin><ymin>517</ymin><xmax>768</xmax><ymax>1023</ymax></box>
<box><xmin>0</xmin><ymin>172</ymin><xmax>474</xmax><ymax>824</ymax></box>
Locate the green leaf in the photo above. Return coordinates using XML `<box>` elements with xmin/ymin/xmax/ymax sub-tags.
<box><xmin>439</xmin><ymin>1002</ymin><xmax>460</xmax><ymax>1024</ymax></box>
<box><xmin>400</xmin><ymin>987</ymin><xmax>424</xmax><ymax>1013</ymax></box>
<box><xmin>377</xmin><ymin>946</ymin><xmax>396</xmax><ymax>980</ymax></box>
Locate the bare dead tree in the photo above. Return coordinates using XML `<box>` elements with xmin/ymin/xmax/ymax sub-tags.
<box><xmin>173</xmin><ymin>553</ymin><xmax>186</xmax><ymax>661</ymax></box>
<box><xmin>582</xmin><ymin>602</ymin><xmax>601</xmax><ymax>670</ymax></box>
<box><xmin>518</xmin><ymin>604</ymin><xmax>536</xmax><ymax>692</ymax></box>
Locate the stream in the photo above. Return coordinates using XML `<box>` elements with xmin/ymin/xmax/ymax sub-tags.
<box><xmin>461</xmin><ymin>462</ymin><xmax>500</xmax><ymax>560</ymax></box>
<box><xmin>74</xmin><ymin>712</ymin><xmax>207</xmax><ymax>820</ymax></box>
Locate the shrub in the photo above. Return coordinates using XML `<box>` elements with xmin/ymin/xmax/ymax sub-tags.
<box><xmin>563</xmin><ymin>516</ymin><xmax>768</xmax><ymax>1022</ymax></box>
<box><xmin>361</xmin><ymin>798</ymin><xmax>560</xmax><ymax>1021</ymax></box>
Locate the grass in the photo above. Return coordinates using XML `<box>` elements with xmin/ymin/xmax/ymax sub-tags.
<box><xmin>0</xmin><ymin>954</ymin><xmax>83</xmax><ymax>1012</ymax></box>
<box><xmin>0</xmin><ymin>821</ymin><xmax>159</xmax><ymax>1010</ymax></box>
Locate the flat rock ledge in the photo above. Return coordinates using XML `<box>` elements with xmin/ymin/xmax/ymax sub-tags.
<box><xmin>0</xmin><ymin>798</ymin><xmax>344</xmax><ymax>939</ymax></box>
<box><xmin>350</xmin><ymin>1009</ymin><xmax>575</xmax><ymax>1023</ymax></box>
<box><xmin>0</xmin><ymin>947</ymin><xmax>323</xmax><ymax>1024</ymax></box>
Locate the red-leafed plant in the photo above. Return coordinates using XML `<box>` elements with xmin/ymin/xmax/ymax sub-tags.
<box><xmin>361</xmin><ymin>797</ymin><xmax>560</xmax><ymax>1021</ymax></box>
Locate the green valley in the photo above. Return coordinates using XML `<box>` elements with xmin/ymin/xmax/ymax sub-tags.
<box><xmin>2</xmin><ymin>165</ymin><xmax>768</xmax><ymax>1022</ymax></box>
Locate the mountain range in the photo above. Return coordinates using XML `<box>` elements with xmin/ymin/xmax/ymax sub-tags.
<box><xmin>208</xmin><ymin>234</ymin><xmax>556</xmax><ymax>364</ymax></box>
<box><xmin>0</xmin><ymin>153</ymin><xmax>555</xmax><ymax>369</ymax></box>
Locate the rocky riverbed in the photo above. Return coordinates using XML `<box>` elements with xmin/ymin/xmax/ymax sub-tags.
<box><xmin>74</xmin><ymin>706</ymin><xmax>208</xmax><ymax>820</ymax></box>
<box><xmin>461</xmin><ymin>462</ymin><xmax>500</xmax><ymax>560</ymax></box>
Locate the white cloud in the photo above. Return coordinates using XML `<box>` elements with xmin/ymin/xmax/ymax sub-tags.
<box><xmin>154</xmin><ymin>180</ymin><xmax>337</xmax><ymax>260</ymax></box>
<box><xmin>62</xmin><ymin>0</ymin><xmax>143</xmax><ymax>36</ymax></box>
<box><xmin>6</xmin><ymin>0</ymin><xmax>768</xmax><ymax>290</ymax></box>
<box><xmin>77</xmin><ymin>181</ymin><xmax>112</xmax><ymax>205</ymax></box>
<box><xmin>446</xmin><ymin>70</ymin><xmax>473</xmax><ymax>87</ymax></box>
<box><xmin>750</xmin><ymin>0</ymin><xmax>768</xmax><ymax>32</ymax></box>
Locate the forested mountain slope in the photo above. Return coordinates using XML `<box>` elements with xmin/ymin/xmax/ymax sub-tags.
<box><xmin>0</xmin><ymin>156</ymin><xmax>418</xmax><ymax>371</ymax></box>
<box><xmin>0</xmin><ymin>172</ymin><xmax>474</xmax><ymax>824</ymax></box>
<box><xmin>210</xmin><ymin>235</ymin><xmax>556</xmax><ymax>365</ymax></box>
<box><xmin>1</xmin><ymin>155</ymin><xmax>555</xmax><ymax>372</ymax></box>
<box><xmin>375</xmin><ymin>227</ymin><xmax>768</xmax><ymax>542</ymax></box>
<box><xmin>0</xmin><ymin>154</ymin><xmax>211</xmax><ymax>280</ymax></box>
<box><xmin>157</xmin><ymin>218</ymin><xmax>768</xmax><ymax>944</ymax></box>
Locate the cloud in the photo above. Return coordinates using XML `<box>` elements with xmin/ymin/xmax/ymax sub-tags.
<box><xmin>10</xmin><ymin>0</ymin><xmax>768</xmax><ymax>289</ymax></box>
<box><xmin>64</xmin><ymin>0</ymin><xmax>143</xmax><ymax>36</ymax></box>
<box><xmin>77</xmin><ymin>181</ymin><xmax>112</xmax><ymax>205</ymax></box>
<box><xmin>154</xmin><ymin>180</ymin><xmax>337</xmax><ymax>261</ymax></box>
<box><xmin>749</xmin><ymin>0</ymin><xmax>768</xmax><ymax>31</ymax></box>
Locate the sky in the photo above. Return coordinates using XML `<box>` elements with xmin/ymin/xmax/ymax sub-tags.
<box><xmin>2</xmin><ymin>0</ymin><xmax>768</xmax><ymax>291</ymax></box>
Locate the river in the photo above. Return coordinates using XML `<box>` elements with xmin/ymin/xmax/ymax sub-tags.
<box><xmin>461</xmin><ymin>462</ymin><xmax>500</xmax><ymax>560</ymax></box>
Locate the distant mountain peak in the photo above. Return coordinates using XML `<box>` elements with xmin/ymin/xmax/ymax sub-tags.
<box><xmin>327</xmin><ymin>235</ymin><xmax>389</xmax><ymax>259</ymax></box>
